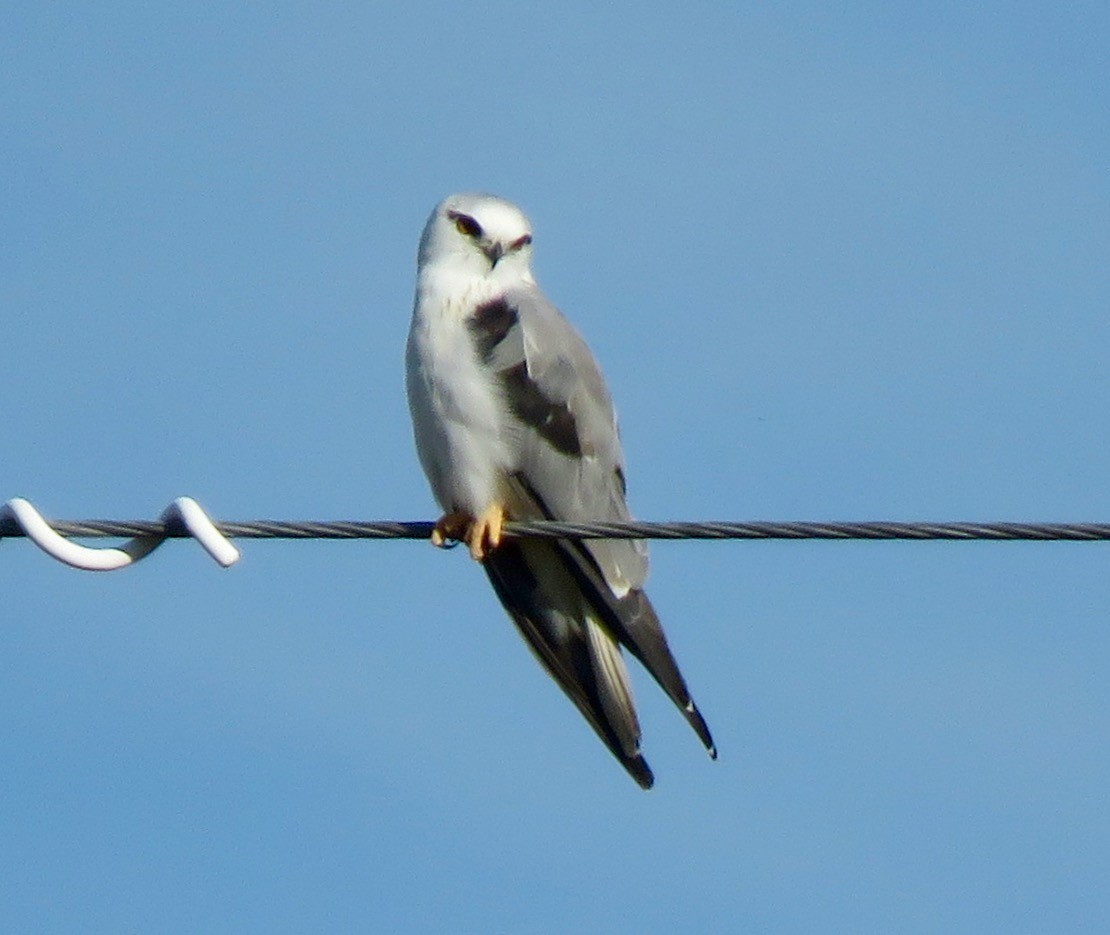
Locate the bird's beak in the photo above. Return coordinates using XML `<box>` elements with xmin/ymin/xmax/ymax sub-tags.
<box><xmin>482</xmin><ymin>242</ymin><xmax>505</xmax><ymax>267</ymax></box>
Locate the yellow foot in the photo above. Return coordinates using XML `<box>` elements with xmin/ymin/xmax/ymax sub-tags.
<box><xmin>466</xmin><ymin>503</ymin><xmax>506</xmax><ymax>562</ymax></box>
<box><xmin>431</xmin><ymin>511</ymin><xmax>471</xmax><ymax>549</ymax></box>
<box><xmin>430</xmin><ymin>505</ymin><xmax>506</xmax><ymax>561</ymax></box>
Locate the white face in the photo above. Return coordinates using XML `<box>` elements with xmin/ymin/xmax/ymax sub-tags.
<box><xmin>417</xmin><ymin>193</ymin><xmax>535</xmax><ymax>281</ymax></box>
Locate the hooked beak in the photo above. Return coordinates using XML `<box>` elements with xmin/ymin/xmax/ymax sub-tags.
<box><xmin>482</xmin><ymin>241</ymin><xmax>505</xmax><ymax>267</ymax></box>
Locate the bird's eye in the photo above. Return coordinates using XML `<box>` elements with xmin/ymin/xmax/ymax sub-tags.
<box><xmin>450</xmin><ymin>212</ymin><xmax>482</xmax><ymax>239</ymax></box>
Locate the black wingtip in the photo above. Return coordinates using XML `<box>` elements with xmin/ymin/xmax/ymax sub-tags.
<box><xmin>628</xmin><ymin>755</ymin><xmax>655</xmax><ymax>790</ymax></box>
<box><xmin>684</xmin><ymin>699</ymin><xmax>717</xmax><ymax>759</ymax></box>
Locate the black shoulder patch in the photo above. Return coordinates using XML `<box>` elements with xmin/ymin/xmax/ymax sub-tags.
<box><xmin>502</xmin><ymin>362</ymin><xmax>582</xmax><ymax>457</ymax></box>
<box><xmin>468</xmin><ymin>297</ymin><xmax>582</xmax><ymax>457</ymax></box>
<box><xmin>467</xmin><ymin>298</ymin><xmax>519</xmax><ymax>363</ymax></box>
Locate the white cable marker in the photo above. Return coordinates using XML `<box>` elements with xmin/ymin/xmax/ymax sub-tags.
<box><xmin>165</xmin><ymin>497</ymin><xmax>240</xmax><ymax>567</ymax></box>
<box><xmin>0</xmin><ymin>497</ymin><xmax>239</xmax><ymax>571</ymax></box>
<box><xmin>1</xmin><ymin>498</ymin><xmax>146</xmax><ymax>570</ymax></box>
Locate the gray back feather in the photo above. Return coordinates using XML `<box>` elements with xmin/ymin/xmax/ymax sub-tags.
<box><xmin>502</xmin><ymin>283</ymin><xmax>649</xmax><ymax>592</ymax></box>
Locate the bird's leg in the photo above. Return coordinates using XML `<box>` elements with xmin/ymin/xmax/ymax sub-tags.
<box><xmin>431</xmin><ymin>511</ymin><xmax>472</xmax><ymax>549</ymax></box>
<box><xmin>466</xmin><ymin>502</ymin><xmax>506</xmax><ymax>562</ymax></box>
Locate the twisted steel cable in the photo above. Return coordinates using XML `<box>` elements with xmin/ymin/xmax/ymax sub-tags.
<box><xmin>4</xmin><ymin>516</ymin><xmax>1110</xmax><ymax>542</ymax></box>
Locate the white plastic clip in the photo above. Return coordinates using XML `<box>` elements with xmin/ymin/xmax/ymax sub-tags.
<box><xmin>0</xmin><ymin>497</ymin><xmax>240</xmax><ymax>571</ymax></box>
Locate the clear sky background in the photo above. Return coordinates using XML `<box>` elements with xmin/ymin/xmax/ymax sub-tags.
<box><xmin>3</xmin><ymin>3</ymin><xmax>1108</xmax><ymax>932</ymax></box>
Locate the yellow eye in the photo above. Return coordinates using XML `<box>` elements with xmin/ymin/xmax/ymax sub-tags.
<box><xmin>450</xmin><ymin>212</ymin><xmax>482</xmax><ymax>238</ymax></box>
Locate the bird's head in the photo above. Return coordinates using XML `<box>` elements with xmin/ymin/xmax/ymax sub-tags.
<box><xmin>417</xmin><ymin>193</ymin><xmax>535</xmax><ymax>284</ymax></box>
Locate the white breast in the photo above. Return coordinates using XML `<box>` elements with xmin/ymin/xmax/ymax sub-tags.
<box><xmin>405</xmin><ymin>274</ymin><xmax>514</xmax><ymax>515</ymax></box>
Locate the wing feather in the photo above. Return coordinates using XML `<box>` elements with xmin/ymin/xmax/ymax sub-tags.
<box><xmin>492</xmin><ymin>285</ymin><xmax>649</xmax><ymax>591</ymax></box>
<box><xmin>508</xmin><ymin>474</ymin><xmax>717</xmax><ymax>757</ymax></box>
<box><xmin>483</xmin><ymin>539</ymin><xmax>654</xmax><ymax>788</ymax></box>
<box><xmin>469</xmin><ymin>283</ymin><xmax>716</xmax><ymax>778</ymax></box>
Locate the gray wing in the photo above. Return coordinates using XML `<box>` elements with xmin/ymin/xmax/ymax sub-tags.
<box><xmin>467</xmin><ymin>286</ymin><xmax>715</xmax><ymax>778</ymax></box>
<box><xmin>483</xmin><ymin>536</ymin><xmax>656</xmax><ymax>789</ymax></box>
<box><xmin>466</xmin><ymin>284</ymin><xmax>644</xmax><ymax>587</ymax></box>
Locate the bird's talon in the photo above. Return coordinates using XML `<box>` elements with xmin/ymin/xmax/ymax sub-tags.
<box><xmin>432</xmin><ymin>511</ymin><xmax>471</xmax><ymax>549</ymax></box>
<box><xmin>466</xmin><ymin>504</ymin><xmax>506</xmax><ymax>562</ymax></box>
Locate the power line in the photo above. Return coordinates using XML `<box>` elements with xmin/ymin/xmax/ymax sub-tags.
<box><xmin>6</xmin><ymin>516</ymin><xmax>1110</xmax><ymax>543</ymax></box>
<box><xmin>4</xmin><ymin>497</ymin><xmax>1108</xmax><ymax>573</ymax></box>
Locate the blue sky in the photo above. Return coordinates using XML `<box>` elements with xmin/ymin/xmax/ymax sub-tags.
<box><xmin>3</xmin><ymin>2</ymin><xmax>1108</xmax><ymax>931</ymax></box>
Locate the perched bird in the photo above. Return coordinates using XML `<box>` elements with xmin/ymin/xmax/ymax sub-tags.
<box><xmin>405</xmin><ymin>193</ymin><xmax>715</xmax><ymax>788</ymax></box>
